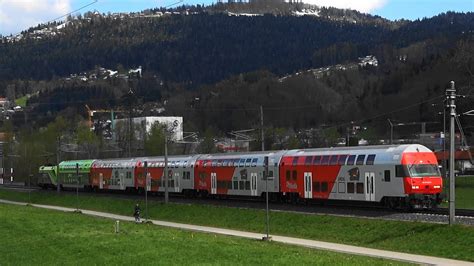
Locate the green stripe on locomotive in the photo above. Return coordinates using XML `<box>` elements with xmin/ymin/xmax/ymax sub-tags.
<box><xmin>38</xmin><ymin>165</ymin><xmax>58</xmax><ymax>186</ymax></box>
<box><xmin>58</xmin><ymin>160</ymin><xmax>94</xmax><ymax>186</ymax></box>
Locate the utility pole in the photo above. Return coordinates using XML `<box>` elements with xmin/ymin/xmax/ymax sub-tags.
<box><xmin>76</xmin><ymin>163</ymin><xmax>79</xmax><ymax>211</ymax></box>
<box><xmin>56</xmin><ymin>136</ymin><xmax>61</xmax><ymax>193</ymax></box>
<box><xmin>260</xmin><ymin>106</ymin><xmax>264</xmax><ymax>151</ymax></box>
<box><xmin>260</xmin><ymin>106</ymin><xmax>270</xmax><ymax>241</ymax></box>
<box><xmin>144</xmin><ymin>161</ymin><xmax>148</xmax><ymax>221</ymax></box>
<box><xmin>263</xmin><ymin>156</ymin><xmax>271</xmax><ymax>241</ymax></box>
<box><xmin>164</xmin><ymin>133</ymin><xmax>169</xmax><ymax>203</ymax></box>
<box><xmin>128</xmin><ymin>89</ymin><xmax>134</xmax><ymax>158</ymax></box>
<box><xmin>447</xmin><ymin>81</ymin><xmax>456</xmax><ymax>225</ymax></box>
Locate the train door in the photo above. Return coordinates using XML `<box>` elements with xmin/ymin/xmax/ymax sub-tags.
<box><xmin>304</xmin><ymin>172</ymin><xmax>312</xmax><ymax>199</ymax></box>
<box><xmin>365</xmin><ymin>172</ymin><xmax>375</xmax><ymax>201</ymax></box>
<box><xmin>174</xmin><ymin>172</ymin><xmax>180</xmax><ymax>192</ymax></box>
<box><xmin>211</xmin><ymin>172</ymin><xmax>217</xmax><ymax>194</ymax></box>
<box><xmin>250</xmin><ymin>173</ymin><xmax>257</xmax><ymax>196</ymax></box>
<box><xmin>99</xmin><ymin>173</ymin><xmax>103</xmax><ymax>189</ymax></box>
<box><xmin>120</xmin><ymin>172</ymin><xmax>125</xmax><ymax>190</ymax></box>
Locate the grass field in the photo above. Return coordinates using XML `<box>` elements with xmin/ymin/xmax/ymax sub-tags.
<box><xmin>441</xmin><ymin>176</ymin><xmax>474</xmax><ymax>209</ymax></box>
<box><xmin>0</xmin><ymin>204</ymin><xmax>405</xmax><ymax>265</ymax></box>
<box><xmin>1</xmin><ymin>188</ymin><xmax>473</xmax><ymax>262</ymax></box>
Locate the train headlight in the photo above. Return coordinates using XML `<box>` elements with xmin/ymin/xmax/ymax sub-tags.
<box><xmin>411</xmin><ymin>186</ymin><xmax>419</xmax><ymax>189</ymax></box>
<box><xmin>433</xmin><ymin>185</ymin><xmax>441</xmax><ymax>189</ymax></box>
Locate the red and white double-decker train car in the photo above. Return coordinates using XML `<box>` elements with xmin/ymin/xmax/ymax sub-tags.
<box><xmin>278</xmin><ymin>144</ymin><xmax>442</xmax><ymax>208</ymax></box>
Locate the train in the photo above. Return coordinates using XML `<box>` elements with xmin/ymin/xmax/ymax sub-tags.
<box><xmin>38</xmin><ymin>144</ymin><xmax>443</xmax><ymax>209</ymax></box>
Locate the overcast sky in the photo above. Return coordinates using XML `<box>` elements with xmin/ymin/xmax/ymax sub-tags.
<box><xmin>0</xmin><ymin>0</ymin><xmax>472</xmax><ymax>36</ymax></box>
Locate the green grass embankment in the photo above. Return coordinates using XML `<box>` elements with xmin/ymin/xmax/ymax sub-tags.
<box><xmin>441</xmin><ymin>176</ymin><xmax>474</xmax><ymax>209</ymax></box>
<box><xmin>0</xmin><ymin>188</ymin><xmax>473</xmax><ymax>262</ymax></box>
<box><xmin>0</xmin><ymin>204</ymin><xmax>405</xmax><ymax>265</ymax></box>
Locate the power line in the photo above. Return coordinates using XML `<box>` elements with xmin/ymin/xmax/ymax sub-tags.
<box><xmin>322</xmin><ymin>95</ymin><xmax>445</xmax><ymax>130</ymax></box>
<box><xmin>1</xmin><ymin>0</ymin><xmax>98</xmax><ymax>39</ymax></box>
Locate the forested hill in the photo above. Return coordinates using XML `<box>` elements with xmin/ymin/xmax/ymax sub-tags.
<box><xmin>0</xmin><ymin>8</ymin><xmax>472</xmax><ymax>86</ymax></box>
<box><xmin>0</xmin><ymin>6</ymin><xmax>473</xmax><ymax>136</ymax></box>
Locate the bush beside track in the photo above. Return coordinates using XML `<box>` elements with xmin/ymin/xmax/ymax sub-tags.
<box><xmin>0</xmin><ymin>204</ymin><xmax>403</xmax><ymax>265</ymax></box>
<box><xmin>0</xmin><ymin>188</ymin><xmax>473</xmax><ymax>262</ymax></box>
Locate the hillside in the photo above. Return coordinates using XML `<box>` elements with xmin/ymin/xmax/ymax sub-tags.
<box><xmin>0</xmin><ymin>4</ymin><xmax>472</xmax><ymax>137</ymax></box>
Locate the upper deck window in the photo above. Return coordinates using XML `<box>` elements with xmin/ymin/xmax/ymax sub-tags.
<box><xmin>337</xmin><ymin>155</ymin><xmax>348</xmax><ymax>165</ymax></box>
<box><xmin>329</xmin><ymin>155</ymin><xmax>338</xmax><ymax>165</ymax></box>
<box><xmin>239</xmin><ymin>159</ymin><xmax>245</xmax><ymax>167</ymax></box>
<box><xmin>304</xmin><ymin>156</ymin><xmax>313</xmax><ymax>166</ymax></box>
<box><xmin>313</xmin><ymin>156</ymin><xmax>321</xmax><ymax>165</ymax></box>
<box><xmin>356</xmin><ymin>155</ymin><xmax>365</xmax><ymax>165</ymax></box>
<box><xmin>346</xmin><ymin>155</ymin><xmax>356</xmax><ymax>165</ymax></box>
<box><xmin>292</xmin><ymin>157</ymin><xmax>299</xmax><ymax>166</ymax></box>
<box><xmin>245</xmin><ymin>158</ymin><xmax>252</xmax><ymax>167</ymax></box>
<box><xmin>321</xmin><ymin>156</ymin><xmax>330</xmax><ymax>165</ymax></box>
<box><xmin>366</xmin><ymin>154</ymin><xmax>376</xmax><ymax>165</ymax></box>
<box><xmin>251</xmin><ymin>158</ymin><xmax>258</xmax><ymax>167</ymax></box>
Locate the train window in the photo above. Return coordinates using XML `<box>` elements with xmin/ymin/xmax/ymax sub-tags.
<box><xmin>251</xmin><ymin>158</ymin><xmax>258</xmax><ymax>167</ymax></box>
<box><xmin>222</xmin><ymin>159</ymin><xmax>229</xmax><ymax>167</ymax></box>
<box><xmin>356</xmin><ymin>155</ymin><xmax>365</xmax><ymax>165</ymax></box>
<box><xmin>245</xmin><ymin>158</ymin><xmax>252</xmax><ymax>167</ymax></box>
<box><xmin>366</xmin><ymin>154</ymin><xmax>376</xmax><ymax>165</ymax></box>
<box><xmin>268</xmin><ymin>171</ymin><xmax>274</xmax><ymax>178</ymax></box>
<box><xmin>217</xmin><ymin>160</ymin><xmax>223</xmax><ymax>167</ymax></box>
<box><xmin>211</xmin><ymin>160</ymin><xmax>217</xmax><ymax>167</ymax></box>
<box><xmin>304</xmin><ymin>156</ymin><xmax>313</xmax><ymax>166</ymax></box>
<box><xmin>329</xmin><ymin>155</ymin><xmax>338</xmax><ymax>165</ymax></box>
<box><xmin>384</xmin><ymin>170</ymin><xmax>391</xmax><ymax>182</ymax></box>
<box><xmin>313</xmin><ymin>182</ymin><xmax>320</xmax><ymax>192</ymax></box>
<box><xmin>233</xmin><ymin>177</ymin><xmax>238</xmax><ymax>189</ymax></box>
<box><xmin>239</xmin><ymin>159</ymin><xmax>245</xmax><ymax>167</ymax></box>
<box><xmin>347</xmin><ymin>182</ymin><xmax>355</xmax><ymax>193</ymax></box>
<box><xmin>245</xmin><ymin>181</ymin><xmax>251</xmax><ymax>190</ymax></box>
<box><xmin>292</xmin><ymin>170</ymin><xmax>297</xmax><ymax>180</ymax></box>
<box><xmin>292</xmin><ymin>157</ymin><xmax>299</xmax><ymax>166</ymax></box>
<box><xmin>286</xmin><ymin>170</ymin><xmax>291</xmax><ymax>181</ymax></box>
<box><xmin>396</xmin><ymin>165</ymin><xmax>409</xmax><ymax>177</ymax></box>
<box><xmin>356</xmin><ymin>182</ymin><xmax>364</xmax><ymax>194</ymax></box>
<box><xmin>338</xmin><ymin>182</ymin><xmax>345</xmax><ymax>193</ymax></box>
<box><xmin>346</xmin><ymin>155</ymin><xmax>356</xmax><ymax>165</ymax></box>
<box><xmin>321</xmin><ymin>182</ymin><xmax>328</xmax><ymax>192</ymax></box>
<box><xmin>240</xmin><ymin>169</ymin><xmax>248</xmax><ymax>180</ymax></box>
<box><xmin>313</xmin><ymin>156</ymin><xmax>321</xmax><ymax>165</ymax></box>
<box><xmin>321</xmin><ymin>156</ymin><xmax>330</xmax><ymax>165</ymax></box>
<box><xmin>337</xmin><ymin>155</ymin><xmax>348</xmax><ymax>165</ymax></box>
<box><xmin>239</xmin><ymin>181</ymin><xmax>245</xmax><ymax>190</ymax></box>
<box><xmin>234</xmin><ymin>158</ymin><xmax>240</xmax><ymax>166</ymax></box>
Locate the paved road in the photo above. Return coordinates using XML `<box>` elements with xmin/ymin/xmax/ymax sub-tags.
<box><xmin>1</xmin><ymin>199</ymin><xmax>472</xmax><ymax>266</ymax></box>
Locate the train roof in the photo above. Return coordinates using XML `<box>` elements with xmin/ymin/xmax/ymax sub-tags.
<box><xmin>285</xmin><ymin>144</ymin><xmax>433</xmax><ymax>165</ymax></box>
<box><xmin>92</xmin><ymin>157</ymin><xmax>138</xmax><ymax>169</ymax></box>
